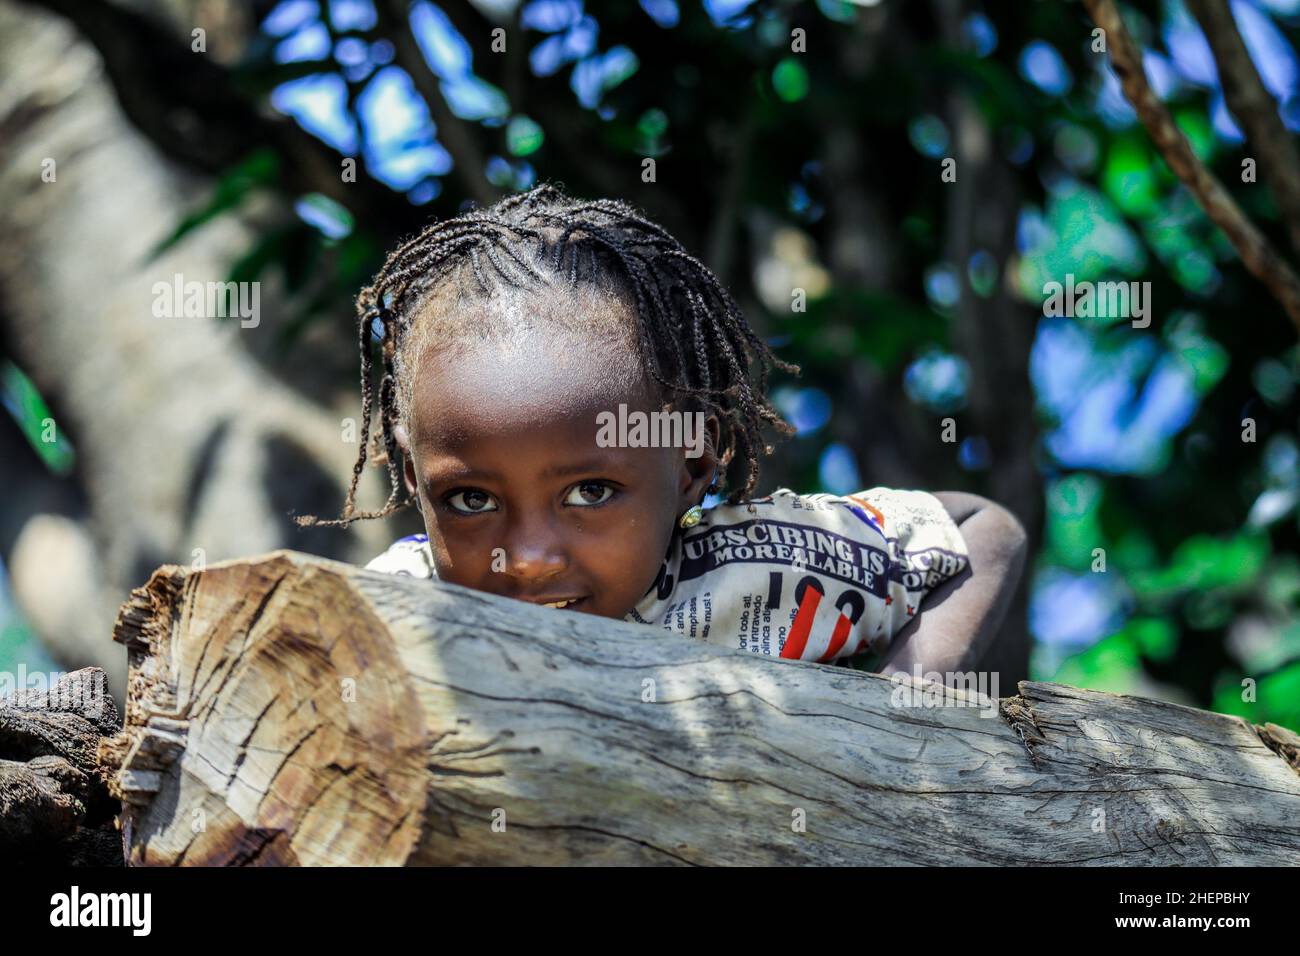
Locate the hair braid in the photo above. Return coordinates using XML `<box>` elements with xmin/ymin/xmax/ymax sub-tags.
<box><xmin>296</xmin><ymin>181</ymin><xmax>799</xmax><ymax>528</ymax></box>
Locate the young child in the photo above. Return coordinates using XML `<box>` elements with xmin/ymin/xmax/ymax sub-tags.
<box><xmin>299</xmin><ymin>183</ymin><xmax>1027</xmax><ymax>678</ymax></box>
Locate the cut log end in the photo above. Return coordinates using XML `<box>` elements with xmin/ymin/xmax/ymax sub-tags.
<box><xmin>100</xmin><ymin>552</ymin><xmax>428</xmax><ymax>865</ymax></box>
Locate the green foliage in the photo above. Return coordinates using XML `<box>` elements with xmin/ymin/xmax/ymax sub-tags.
<box><xmin>506</xmin><ymin>115</ymin><xmax>544</xmax><ymax>156</ymax></box>
<box><xmin>147</xmin><ymin>149</ymin><xmax>280</xmax><ymax>262</ymax></box>
<box><xmin>1103</xmin><ymin>136</ymin><xmax>1159</xmax><ymax>218</ymax></box>
<box><xmin>1044</xmin><ymin>473</ymin><xmax>1106</xmax><ymax>571</ymax></box>
<box><xmin>1052</xmin><ymin>630</ymin><xmax>1145</xmax><ymax>696</ymax></box>
<box><xmin>1166</xmin><ymin>316</ymin><xmax>1229</xmax><ymax>395</ymax></box>
<box><xmin>1128</xmin><ymin>531</ymin><xmax>1269</xmax><ymax>601</ymax></box>
<box><xmin>1213</xmin><ymin>659</ymin><xmax>1300</xmax><ymax>736</ymax></box>
<box><xmin>1016</xmin><ymin>183</ymin><xmax>1147</xmax><ymax>308</ymax></box>
<box><xmin>0</xmin><ymin>361</ymin><xmax>74</xmax><ymax>476</ymax></box>
<box><xmin>772</xmin><ymin>58</ymin><xmax>809</xmax><ymax>102</ymax></box>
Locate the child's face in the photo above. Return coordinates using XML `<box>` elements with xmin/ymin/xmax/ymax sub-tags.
<box><xmin>395</xmin><ymin>308</ymin><xmax>718</xmax><ymax>620</ymax></box>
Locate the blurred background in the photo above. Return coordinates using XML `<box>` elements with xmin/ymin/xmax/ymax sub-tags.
<box><xmin>0</xmin><ymin>0</ymin><xmax>1297</xmax><ymax>732</ymax></box>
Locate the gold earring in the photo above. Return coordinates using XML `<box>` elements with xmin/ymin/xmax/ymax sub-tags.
<box><xmin>679</xmin><ymin>505</ymin><xmax>703</xmax><ymax>529</ymax></box>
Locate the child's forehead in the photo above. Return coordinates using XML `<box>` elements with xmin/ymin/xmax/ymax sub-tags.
<box><xmin>407</xmin><ymin>324</ymin><xmax>662</xmax><ymax>445</ymax></box>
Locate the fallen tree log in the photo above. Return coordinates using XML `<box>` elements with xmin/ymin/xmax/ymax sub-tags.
<box><xmin>97</xmin><ymin>550</ymin><xmax>1300</xmax><ymax>866</ymax></box>
<box><xmin>1</xmin><ymin>668</ymin><xmax>124</xmax><ymax>865</ymax></box>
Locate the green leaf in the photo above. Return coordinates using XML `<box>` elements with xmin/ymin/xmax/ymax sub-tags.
<box><xmin>636</xmin><ymin>108</ymin><xmax>670</xmax><ymax>156</ymax></box>
<box><xmin>0</xmin><ymin>360</ymin><xmax>75</xmax><ymax>475</ymax></box>
<box><xmin>772</xmin><ymin>58</ymin><xmax>809</xmax><ymax>102</ymax></box>
<box><xmin>1103</xmin><ymin>137</ymin><xmax>1158</xmax><ymax>218</ymax></box>
<box><xmin>147</xmin><ymin>149</ymin><xmax>281</xmax><ymax>262</ymax></box>
<box><xmin>1171</xmin><ymin>338</ymin><xmax>1229</xmax><ymax>394</ymax></box>
<box><xmin>1126</xmin><ymin>617</ymin><xmax>1178</xmax><ymax>662</ymax></box>
<box><xmin>506</xmin><ymin>115</ymin><xmax>545</xmax><ymax>157</ymax></box>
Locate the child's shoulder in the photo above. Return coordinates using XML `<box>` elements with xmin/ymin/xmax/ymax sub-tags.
<box><xmin>365</xmin><ymin>534</ymin><xmax>436</xmax><ymax>578</ymax></box>
<box><xmin>709</xmin><ymin>485</ymin><xmax>959</xmax><ymax>544</ymax></box>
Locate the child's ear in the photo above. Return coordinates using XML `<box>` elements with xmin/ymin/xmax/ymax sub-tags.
<box><xmin>679</xmin><ymin>413</ymin><xmax>721</xmax><ymax>507</ymax></box>
<box><xmin>393</xmin><ymin>423</ymin><xmax>420</xmax><ymax>502</ymax></box>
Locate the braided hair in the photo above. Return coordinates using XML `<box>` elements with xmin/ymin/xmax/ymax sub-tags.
<box><xmin>299</xmin><ymin>181</ymin><xmax>799</xmax><ymax>528</ymax></box>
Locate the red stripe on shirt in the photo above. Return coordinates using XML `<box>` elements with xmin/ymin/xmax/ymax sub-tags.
<box><xmin>781</xmin><ymin>586</ymin><xmax>823</xmax><ymax>659</ymax></box>
<box><xmin>817</xmin><ymin>614</ymin><xmax>853</xmax><ymax>663</ymax></box>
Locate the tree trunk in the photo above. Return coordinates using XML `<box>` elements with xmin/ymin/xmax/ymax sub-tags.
<box><xmin>96</xmin><ymin>551</ymin><xmax>1300</xmax><ymax>866</ymax></box>
<box><xmin>0</xmin><ymin>0</ymin><xmax>397</xmax><ymax>706</ymax></box>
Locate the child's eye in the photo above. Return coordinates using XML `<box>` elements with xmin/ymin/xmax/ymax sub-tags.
<box><xmin>564</xmin><ymin>481</ymin><xmax>615</xmax><ymax>507</ymax></box>
<box><xmin>445</xmin><ymin>489</ymin><xmax>499</xmax><ymax>514</ymax></box>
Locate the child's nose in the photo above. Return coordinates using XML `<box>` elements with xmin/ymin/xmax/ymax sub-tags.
<box><xmin>501</xmin><ymin>517</ymin><xmax>569</xmax><ymax>581</ymax></box>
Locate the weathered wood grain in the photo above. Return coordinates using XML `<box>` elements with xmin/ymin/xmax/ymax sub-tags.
<box><xmin>98</xmin><ymin>550</ymin><xmax>1300</xmax><ymax>866</ymax></box>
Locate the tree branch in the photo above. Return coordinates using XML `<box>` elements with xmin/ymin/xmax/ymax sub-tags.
<box><xmin>1185</xmin><ymin>0</ymin><xmax>1300</xmax><ymax>260</ymax></box>
<box><xmin>1082</xmin><ymin>0</ymin><xmax>1300</xmax><ymax>336</ymax></box>
<box><xmin>376</xmin><ymin>0</ymin><xmax>500</xmax><ymax>208</ymax></box>
<box><xmin>98</xmin><ymin>550</ymin><xmax>1300</xmax><ymax>865</ymax></box>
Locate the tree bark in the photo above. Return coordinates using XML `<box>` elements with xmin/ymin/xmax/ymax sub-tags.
<box><xmin>1</xmin><ymin>667</ymin><xmax>123</xmax><ymax>865</ymax></box>
<box><xmin>98</xmin><ymin>550</ymin><xmax>1300</xmax><ymax>866</ymax></box>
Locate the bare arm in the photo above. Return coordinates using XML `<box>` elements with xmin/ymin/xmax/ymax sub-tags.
<box><xmin>876</xmin><ymin>491</ymin><xmax>1027</xmax><ymax>679</ymax></box>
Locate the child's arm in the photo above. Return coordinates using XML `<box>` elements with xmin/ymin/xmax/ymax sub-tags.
<box><xmin>876</xmin><ymin>492</ymin><xmax>1027</xmax><ymax>678</ymax></box>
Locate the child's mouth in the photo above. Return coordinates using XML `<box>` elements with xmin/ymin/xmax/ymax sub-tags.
<box><xmin>540</xmin><ymin>597</ymin><xmax>586</xmax><ymax>610</ymax></box>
